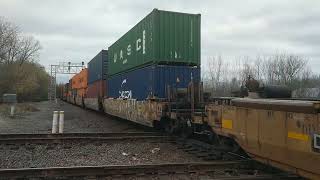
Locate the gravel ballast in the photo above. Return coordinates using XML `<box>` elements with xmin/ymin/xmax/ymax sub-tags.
<box><xmin>0</xmin><ymin>141</ymin><xmax>201</xmax><ymax>169</ymax></box>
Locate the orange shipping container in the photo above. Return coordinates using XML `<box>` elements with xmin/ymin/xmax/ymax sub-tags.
<box><xmin>71</xmin><ymin>68</ymin><xmax>88</xmax><ymax>89</ymax></box>
<box><xmin>71</xmin><ymin>68</ymin><xmax>88</xmax><ymax>97</ymax></box>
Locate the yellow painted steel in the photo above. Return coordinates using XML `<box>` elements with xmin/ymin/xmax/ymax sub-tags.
<box><xmin>222</xmin><ymin>119</ymin><xmax>233</xmax><ymax>129</ymax></box>
<box><xmin>287</xmin><ymin>131</ymin><xmax>309</xmax><ymax>141</ymax></box>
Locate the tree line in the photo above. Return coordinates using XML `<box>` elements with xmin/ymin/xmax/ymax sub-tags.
<box><xmin>203</xmin><ymin>53</ymin><xmax>320</xmax><ymax>98</ymax></box>
<box><xmin>0</xmin><ymin>17</ymin><xmax>48</xmax><ymax>102</ymax></box>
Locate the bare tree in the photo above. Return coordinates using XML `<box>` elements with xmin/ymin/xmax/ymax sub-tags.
<box><xmin>207</xmin><ymin>55</ymin><xmax>224</xmax><ymax>96</ymax></box>
<box><xmin>262</xmin><ymin>53</ymin><xmax>307</xmax><ymax>88</ymax></box>
<box><xmin>240</xmin><ymin>56</ymin><xmax>254</xmax><ymax>83</ymax></box>
<box><xmin>204</xmin><ymin>53</ymin><xmax>312</xmax><ymax>97</ymax></box>
<box><xmin>0</xmin><ymin>17</ymin><xmax>40</xmax><ymax>65</ymax></box>
<box><xmin>0</xmin><ymin>17</ymin><xmax>46</xmax><ymax>102</ymax></box>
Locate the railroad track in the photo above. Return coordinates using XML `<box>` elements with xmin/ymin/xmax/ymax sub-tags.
<box><xmin>0</xmin><ymin>133</ymin><xmax>302</xmax><ymax>179</ymax></box>
<box><xmin>174</xmin><ymin>138</ymin><xmax>248</xmax><ymax>161</ymax></box>
<box><xmin>0</xmin><ymin>161</ymin><xmax>300</xmax><ymax>180</ymax></box>
<box><xmin>0</xmin><ymin>132</ymin><xmax>172</xmax><ymax>144</ymax></box>
<box><xmin>0</xmin><ymin>132</ymin><xmax>164</xmax><ymax>139</ymax></box>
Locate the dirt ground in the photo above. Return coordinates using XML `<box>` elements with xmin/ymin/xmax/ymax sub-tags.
<box><xmin>0</xmin><ymin>100</ymin><xmax>147</xmax><ymax>134</ymax></box>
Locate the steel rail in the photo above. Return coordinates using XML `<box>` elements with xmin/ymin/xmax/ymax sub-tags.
<box><xmin>0</xmin><ymin>132</ymin><xmax>173</xmax><ymax>144</ymax></box>
<box><xmin>0</xmin><ymin>161</ymin><xmax>299</xmax><ymax>179</ymax></box>
<box><xmin>0</xmin><ymin>132</ymin><xmax>162</xmax><ymax>139</ymax></box>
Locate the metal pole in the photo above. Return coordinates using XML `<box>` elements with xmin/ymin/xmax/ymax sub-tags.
<box><xmin>54</xmin><ymin>70</ymin><xmax>57</xmax><ymax>103</ymax></box>
<box><xmin>49</xmin><ymin>65</ymin><xmax>53</xmax><ymax>101</ymax></box>
<box><xmin>52</xmin><ymin>111</ymin><xmax>59</xmax><ymax>134</ymax></box>
<box><xmin>59</xmin><ymin>111</ymin><xmax>64</xmax><ymax>133</ymax></box>
<box><xmin>10</xmin><ymin>105</ymin><xmax>15</xmax><ymax>117</ymax></box>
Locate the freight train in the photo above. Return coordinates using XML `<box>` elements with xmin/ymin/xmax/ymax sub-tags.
<box><xmin>61</xmin><ymin>9</ymin><xmax>320</xmax><ymax>180</ymax></box>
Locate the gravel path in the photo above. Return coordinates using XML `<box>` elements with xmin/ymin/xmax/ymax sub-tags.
<box><xmin>0</xmin><ymin>141</ymin><xmax>201</xmax><ymax>168</ymax></box>
<box><xmin>0</xmin><ymin>100</ymin><xmax>147</xmax><ymax>134</ymax></box>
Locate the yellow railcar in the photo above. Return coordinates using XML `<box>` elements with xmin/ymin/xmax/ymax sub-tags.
<box><xmin>204</xmin><ymin>98</ymin><xmax>320</xmax><ymax>179</ymax></box>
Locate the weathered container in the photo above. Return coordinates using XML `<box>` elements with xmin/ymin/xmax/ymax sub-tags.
<box><xmin>107</xmin><ymin>65</ymin><xmax>200</xmax><ymax>100</ymax></box>
<box><xmin>71</xmin><ymin>68</ymin><xmax>88</xmax><ymax>90</ymax></box>
<box><xmin>71</xmin><ymin>68</ymin><xmax>88</xmax><ymax>97</ymax></box>
<box><xmin>87</xmin><ymin>80</ymin><xmax>106</xmax><ymax>98</ymax></box>
<box><xmin>85</xmin><ymin>80</ymin><xmax>106</xmax><ymax>111</ymax></box>
<box><xmin>88</xmin><ymin>50</ymin><xmax>108</xmax><ymax>84</ymax></box>
<box><xmin>108</xmin><ymin>9</ymin><xmax>201</xmax><ymax>76</ymax></box>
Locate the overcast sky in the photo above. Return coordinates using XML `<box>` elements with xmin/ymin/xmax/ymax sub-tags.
<box><xmin>1</xmin><ymin>0</ymin><xmax>319</xmax><ymax>82</ymax></box>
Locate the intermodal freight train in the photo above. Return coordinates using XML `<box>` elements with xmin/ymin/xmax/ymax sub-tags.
<box><xmin>61</xmin><ymin>9</ymin><xmax>320</xmax><ymax>179</ymax></box>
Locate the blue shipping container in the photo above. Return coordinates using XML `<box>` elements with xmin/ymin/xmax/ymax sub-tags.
<box><xmin>88</xmin><ymin>50</ymin><xmax>108</xmax><ymax>84</ymax></box>
<box><xmin>107</xmin><ymin>65</ymin><xmax>200</xmax><ymax>100</ymax></box>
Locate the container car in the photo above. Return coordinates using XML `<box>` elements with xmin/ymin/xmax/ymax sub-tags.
<box><xmin>202</xmin><ymin>98</ymin><xmax>320</xmax><ymax>180</ymax></box>
<box><xmin>103</xmin><ymin>81</ymin><xmax>320</xmax><ymax>179</ymax></box>
<box><xmin>108</xmin><ymin>9</ymin><xmax>201</xmax><ymax>76</ymax></box>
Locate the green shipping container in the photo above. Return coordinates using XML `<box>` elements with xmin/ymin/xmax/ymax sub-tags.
<box><xmin>108</xmin><ymin>9</ymin><xmax>201</xmax><ymax>76</ymax></box>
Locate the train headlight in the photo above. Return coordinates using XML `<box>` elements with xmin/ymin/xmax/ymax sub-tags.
<box><xmin>314</xmin><ymin>134</ymin><xmax>320</xmax><ymax>150</ymax></box>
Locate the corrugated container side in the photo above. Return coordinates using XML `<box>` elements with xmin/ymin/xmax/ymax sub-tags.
<box><xmin>107</xmin><ymin>65</ymin><xmax>200</xmax><ymax>100</ymax></box>
<box><xmin>88</xmin><ymin>50</ymin><xmax>108</xmax><ymax>84</ymax></box>
<box><xmin>155</xmin><ymin>10</ymin><xmax>201</xmax><ymax>65</ymax></box>
<box><xmin>86</xmin><ymin>80</ymin><xmax>106</xmax><ymax>98</ymax></box>
<box><xmin>71</xmin><ymin>68</ymin><xmax>88</xmax><ymax>97</ymax></box>
<box><xmin>108</xmin><ymin>9</ymin><xmax>201</xmax><ymax>76</ymax></box>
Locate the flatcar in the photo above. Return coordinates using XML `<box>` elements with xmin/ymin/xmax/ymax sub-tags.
<box><xmin>203</xmin><ymin>97</ymin><xmax>320</xmax><ymax>179</ymax></box>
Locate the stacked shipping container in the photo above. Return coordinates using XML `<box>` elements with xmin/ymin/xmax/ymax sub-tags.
<box><xmin>71</xmin><ymin>68</ymin><xmax>88</xmax><ymax>106</ymax></box>
<box><xmin>85</xmin><ymin>50</ymin><xmax>108</xmax><ymax>110</ymax></box>
<box><xmin>107</xmin><ymin>9</ymin><xmax>201</xmax><ymax>100</ymax></box>
<box><xmin>87</xmin><ymin>50</ymin><xmax>108</xmax><ymax>98</ymax></box>
<box><xmin>64</xmin><ymin>9</ymin><xmax>201</xmax><ymax>102</ymax></box>
<box><xmin>108</xmin><ymin>9</ymin><xmax>201</xmax><ymax>77</ymax></box>
<box><xmin>71</xmin><ymin>68</ymin><xmax>88</xmax><ymax>97</ymax></box>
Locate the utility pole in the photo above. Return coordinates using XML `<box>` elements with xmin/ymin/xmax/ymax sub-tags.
<box><xmin>48</xmin><ymin>62</ymin><xmax>85</xmax><ymax>102</ymax></box>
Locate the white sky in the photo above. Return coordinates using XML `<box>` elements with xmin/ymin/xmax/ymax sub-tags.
<box><xmin>1</xmin><ymin>0</ymin><xmax>319</xmax><ymax>82</ymax></box>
